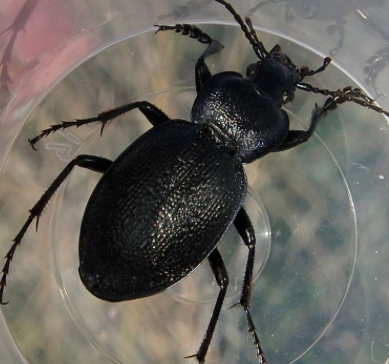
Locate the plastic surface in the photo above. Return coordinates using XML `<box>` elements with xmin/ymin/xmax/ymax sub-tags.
<box><xmin>0</xmin><ymin>0</ymin><xmax>389</xmax><ymax>364</ymax></box>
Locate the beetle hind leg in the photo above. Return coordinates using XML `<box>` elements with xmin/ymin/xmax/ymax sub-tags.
<box><xmin>186</xmin><ymin>248</ymin><xmax>228</xmax><ymax>364</ymax></box>
<box><xmin>0</xmin><ymin>155</ymin><xmax>112</xmax><ymax>305</ymax></box>
<box><xmin>232</xmin><ymin>207</ymin><xmax>268</xmax><ymax>364</ymax></box>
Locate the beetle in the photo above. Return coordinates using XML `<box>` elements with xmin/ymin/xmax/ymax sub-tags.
<box><xmin>1</xmin><ymin>0</ymin><xmax>388</xmax><ymax>363</ymax></box>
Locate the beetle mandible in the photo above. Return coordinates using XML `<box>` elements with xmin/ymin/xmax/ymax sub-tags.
<box><xmin>1</xmin><ymin>0</ymin><xmax>389</xmax><ymax>363</ymax></box>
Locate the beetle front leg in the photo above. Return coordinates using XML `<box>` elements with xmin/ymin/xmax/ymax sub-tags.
<box><xmin>277</xmin><ymin>83</ymin><xmax>389</xmax><ymax>151</ymax></box>
<box><xmin>186</xmin><ymin>248</ymin><xmax>228</xmax><ymax>364</ymax></box>
<box><xmin>274</xmin><ymin>105</ymin><xmax>325</xmax><ymax>151</ymax></box>
<box><xmin>28</xmin><ymin>101</ymin><xmax>170</xmax><ymax>149</ymax></box>
<box><xmin>155</xmin><ymin>23</ymin><xmax>223</xmax><ymax>92</ymax></box>
<box><xmin>0</xmin><ymin>155</ymin><xmax>112</xmax><ymax>305</ymax></box>
<box><xmin>233</xmin><ymin>207</ymin><xmax>267</xmax><ymax>364</ymax></box>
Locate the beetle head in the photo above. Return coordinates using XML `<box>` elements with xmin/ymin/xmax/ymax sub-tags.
<box><xmin>246</xmin><ymin>51</ymin><xmax>300</xmax><ymax>107</ymax></box>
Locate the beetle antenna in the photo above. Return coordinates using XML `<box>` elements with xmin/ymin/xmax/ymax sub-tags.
<box><xmin>214</xmin><ymin>0</ymin><xmax>267</xmax><ymax>59</ymax></box>
<box><xmin>299</xmin><ymin>57</ymin><xmax>332</xmax><ymax>82</ymax></box>
<box><xmin>244</xmin><ymin>16</ymin><xmax>269</xmax><ymax>58</ymax></box>
<box><xmin>297</xmin><ymin>83</ymin><xmax>389</xmax><ymax>117</ymax></box>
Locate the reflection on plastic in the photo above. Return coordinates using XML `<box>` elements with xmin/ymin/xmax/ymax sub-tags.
<box><xmin>248</xmin><ymin>0</ymin><xmax>385</xmax><ymax>56</ymax></box>
<box><xmin>0</xmin><ymin>0</ymin><xmax>39</xmax><ymax>110</ymax></box>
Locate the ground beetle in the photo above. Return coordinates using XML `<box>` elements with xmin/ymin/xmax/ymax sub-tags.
<box><xmin>1</xmin><ymin>0</ymin><xmax>389</xmax><ymax>363</ymax></box>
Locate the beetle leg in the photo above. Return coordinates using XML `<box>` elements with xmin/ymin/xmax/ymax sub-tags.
<box><xmin>28</xmin><ymin>101</ymin><xmax>170</xmax><ymax>149</ymax></box>
<box><xmin>186</xmin><ymin>248</ymin><xmax>228</xmax><ymax>364</ymax></box>
<box><xmin>155</xmin><ymin>23</ymin><xmax>223</xmax><ymax>92</ymax></box>
<box><xmin>0</xmin><ymin>155</ymin><xmax>112</xmax><ymax>305</ymax></box>
<box><xmin>232</xmin><ymin>207</ymin><xmax>267</xmax><ymax>364</ymax></box>
<box><xmin>274</xmin><ymin>105</ymin><xmax>326</xmax><ymax>151</ymax></box>
<box><xmin>277</xmin><ymin>82</ymin><xmax>389</xmax><ymax>151</ymax></box>
<box><xmin>195</xmin><ymin>36</ymin><xmax>223</xmax><ymax>92</ymax></box>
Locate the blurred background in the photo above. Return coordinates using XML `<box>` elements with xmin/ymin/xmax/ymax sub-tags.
<box><xmin>0</xmin><ymin>0</ymin><xmax>388</xmax><ymax>364</ymax></box>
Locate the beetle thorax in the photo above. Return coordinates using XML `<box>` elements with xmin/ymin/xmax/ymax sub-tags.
<box><xmin>191</xmin><ymin>71</ymin><xmax>290</xmax><ymax>163</ymax></box>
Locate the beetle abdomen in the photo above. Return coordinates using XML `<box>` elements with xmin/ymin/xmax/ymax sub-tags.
<box><xmin>79</xmin><ymin>121</ymin><xmax>246</xmax><ymax>302</ymax></box>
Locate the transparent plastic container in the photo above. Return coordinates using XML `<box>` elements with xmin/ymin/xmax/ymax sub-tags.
<box><xmin>0</xmin><ymin>1</ymin><xmax>389</xmax><ymax>364</ymax></box>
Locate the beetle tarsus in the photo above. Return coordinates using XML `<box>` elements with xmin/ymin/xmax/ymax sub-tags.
<box><xmin>244</xmin><ymin>308</ymin><xmax>268</xmax><ymax>364</ymax></box>
<box><xmin>231</xmin><ymin>208</ymin><xmax>269</xmax><ymax>363</ymax></box>
<box><xmin>155</xmin><ymin>22</ymin><xmax>224</xmax><ymax>92</ymax></box>
<box><xmin>184</xmin><ymin>353</ymin><xmax>204</xmax><ymax>364</ymax></box>
<box><xmin>155</xmin><ymin>23</ymin><xmax>214</xmax><ymax>45</ymax></box>
<box><xmin>0</xmin><ymin>214</ymin><xmax>35</xmax><ymax>305</ymax></box>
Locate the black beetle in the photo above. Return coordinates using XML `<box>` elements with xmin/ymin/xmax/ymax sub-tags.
<box><xmin>1</xmin><ymin>0</ymin><xmax>389</xmax><ymax>363</ymax></box>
